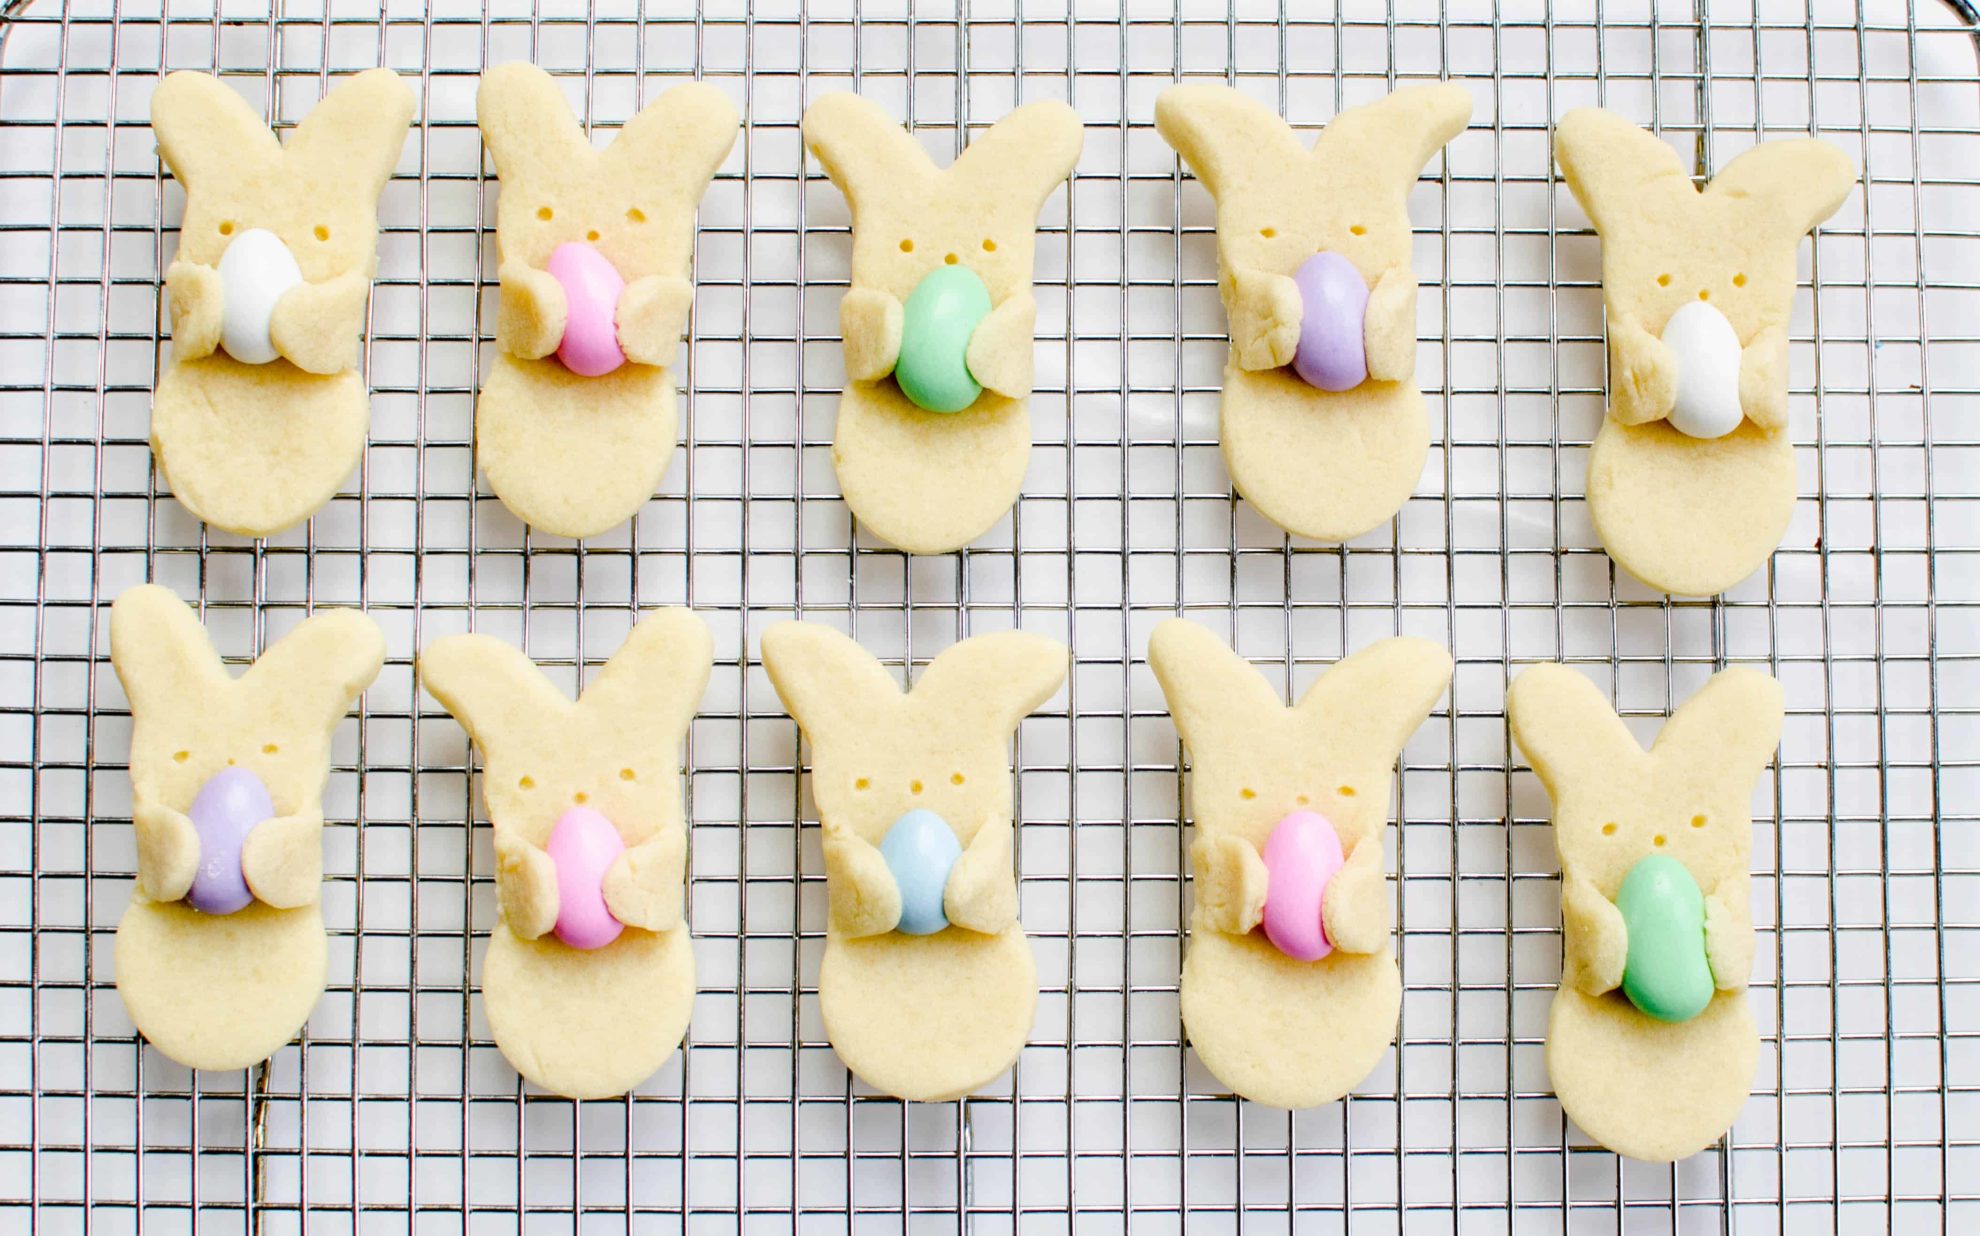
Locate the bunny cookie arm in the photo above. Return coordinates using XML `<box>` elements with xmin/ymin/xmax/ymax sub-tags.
<box><xmin>269</xmin><ymin>271</ymin><xmax>370</xmax><ymax>375</ymax></box>
<box><xmin>1320</xmin><ymin>836</ymin><xmax>1390</xmax><ymax>955</ymax></box>
<box><xmin>1227</xmin><ymin>268</ymin><xmax>1303</xmax><ymax>371</ymax></box>
<box><xmin>495</xmin><ymin>261</ymin><xmax>568</xmax><ymax>360</ymax></box>
<box><xmin>494</xmin><ymin>831</ymin><xmax>559</xmax><ymax>940</ymax></box>
<box><xmin>964</xmin><ymin>291</ymin><xmax>1038</xmax><ymax>401</ymax></box>
<box><xmin>164</xmin><ymin>260</ymin><xmax>223</xmax><ymax>360</ymax></box>
<box><xmin>1190</xmin><ymin>835</ymin><xmax>1269</xmax><ymax>935</ymax></box>
<box><xmin>1704</xmin><ymin>873</ymin><xmax>1755</xmax><ymax>991</ymax></box>
<box><xmin>1560</xmin><ymin>873</ymin><xmax>1629</xmax><ymax>996</ymax></box>
<box><xmin>132</xmin><ymin>802</ymin><xmax>201</xmax><ymax>902</ymax></box>
<box><xmin>840</xmin><ymin>287</ymin><xmax>905</xmax><ymax>382</ymax></box>
<box><xmin>823</xmin><ymin>831</ymin><xmax>903</xmax><ymax>938</ymax></box>
<box><xmin>1606</xmin><ymin>316</ymin><xmax>1681</xmax><ymax>426</ymax></box>
<box><xmin>602</xmin><ymin>826</ymin><xmax>686</xmax><ymax>933</ymax></box>
<box><xmin>1738</xmin><ymin>325</ymin><xmax>1791</xmax><ymax>431</ymax></box>
<box><xmin>1362</xmin><ymin>267</ymin><xmax>1418</xmax><ymax>383</ymax></box>
<box><xmin>943</xmin><ymin>816</ymin><xmax>1018</xmax><ymax>935</ymax></box>
<box><xmin>240</xmin><ymin>808</ymin><xmax>326</xmax><ymax>909</ymax></box>
<box><xmin>616</xmin><ymin>275</ymin><xmax>694</xmax><ymax>368</ymax></box>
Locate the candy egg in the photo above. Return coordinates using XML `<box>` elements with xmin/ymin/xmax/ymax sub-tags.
<box><xmin>879</xmin><ymin>809</ymin><xmax>963</xmax><ymax>935</ymax></box>
<box><xmin>547</xmin><ymin>241</ymin><xmax>628</xmax><ymax>378</ymax></box>
<box><xmin>546</xmin><ymin>806</ymin><xmax>627</xmax><ymax>950</ymax></box>
<box><xmin>1291</xmin><ymin>251</ymin><xmax>1370</xmax><ymax>392</ymax></box>
<box><xmin>184</xmin><ymin>766</ymin><xmax>275</xmax><ymax>915</ymax></box>
<box><xmin>1616</xmin><ymin>853</ymin><xmax>1715</xmax><ymax>1023</ymax></box>
<box><xmin>1259</xmin><ymin>810</ymin><xmax>1346</xmax><ymax>962</ymax></box>
<box><xmin>216</xmin><ymin>228</ymin><xmax>304</xmax><ymax>366</ymax></box>
<box><xmin>1659</xmin><ymin>299</ymin><xmax>1744</xmax><ymax>440</ymax></box>
<box><xmin>895</xmin><ymin>265</ymin><xmax>993</xmax><ymax>413</ymax></box>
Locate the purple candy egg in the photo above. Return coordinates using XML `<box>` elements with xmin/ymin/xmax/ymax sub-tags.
<box><xmin>1291</xmin><ymin>252</ymin><xmax>1370</xmax><ymax>392</ymax></box>
<box><xmin>184</xmin><ymin>766</ymin><xmax>275</xmax><ymax>915</ymax></box>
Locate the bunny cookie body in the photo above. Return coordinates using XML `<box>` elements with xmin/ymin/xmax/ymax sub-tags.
<box><xmin>476</xmin><ymin>65</ymin><xmax>738</xmax><ymax>538</ymax></box>
<box><xmin>1156</xmin><ymin>84</ymin><xmax>1471</xmax><ymax>542</ymax></box>
<box><xmin>762</xmin><ymin>622</ymin><xmax>1067</xmax><ymax>1100</ymax></box>
<box><xmin>151</xmin><ymin>69</ymin><xmax>414</xmax><ymax>537</ymax></box>
<box><xmin>1554</xmin><ymin>110</ymin><xmax>1855</xmax><ymax>595</ymax></box>
<box><xmin>802</xmin><ymin>95</ymin><xmax>1083</xmax><ymax>554</ymax></box>
<box><xmin>1508</xmin><ymin>663</ymin><xmax>1783</xmax><ymax>1160</ymax></box>
<box><xmin>420</xmin><ymin>609</ymin><xmax>712</xmax><ymax>1099</ymax></box>
<box><xmin>110</xmin><ymin>585</ymin><xmax>384</xmax><ymax>1070</ymax></box>
<box><xmin>1149</xmin><ymin>621</ymin><xmax>1452</xmax><ymax>1108</ymax></box>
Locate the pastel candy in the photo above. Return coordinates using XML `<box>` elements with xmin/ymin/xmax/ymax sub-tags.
<box><xmin>184</xmin><ymin>766</ymin><xmax>275</xmax><ymax>916</ymax></box>
<box><xmin>546</xmin><ymin>806</ymin><xmax>627</xmax><ymax>951</ymax></box>
<box><xmin>216</xmin><ymin>227</ymin><xmax>304</xmax><ymax>366</ymax></box>
<box><xmin>895</xmin><ymin>264</ymin><xmax>993</xmax><ymax>413</ymax></box>
<box><xmin>1616</xmin><ymin>853</ymin><xmax>1715</xmax><ymax>1023</ymax></box>
<box><xmin>547</xmin><ymin>241</ymin><xmax>628</xmax><ymax>378</ymax></box>
<box><xmin>1659</xmin><ymin>299</ymin><xmax>1745</xmax><ymax>440</ymax></box>
<box><xmin>1291</xmin><ymin>251</ymin><xmax>1369</xmax><ymax>392</ymax></box>
<box><xmin>1259</xmin><ymin>810</ymin><xmax>1346</xmax><ymax>962</ymax></box>
<box><xmin>879</xmin><ymin>809</ymin><xmax>962</xmax><ymax>936</ymax></box>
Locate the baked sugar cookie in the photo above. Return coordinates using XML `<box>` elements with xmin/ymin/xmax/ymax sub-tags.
<box><xmin>420</xmin><ymin>609</ymin><xmax>712</xmax><ymax>1099</ymax></box>
<box><xmin>110</xmin><ymin>584</ymin><xmax>385</xmax><ymax>1070</ymax></box>
<box><xmin>1509</xmin><ymin>662</ymin><xmax>1782</xmax><ymax>1160</ymax></box>
<box><xmin>151</xmin><ymin>69</ymin><xmax>414</xmax><ymax>536</ymax></box>
<box><xmin>1156</xmin><ymin>83</ymin><xmax>1471</xmax><ymax>542</ymax></box>
<box><xmin>476</xmin><ymin>64</ymin><xmax>738</xmax><ymax>538</ymax></box>
<box><xmin>761</xmin><ymin>622</ymin><xmax>1068</xmax><ymax>1100</ymax></box>
<box><xmin>1149</xmin><ymin>620</ymin><xmax>1452</xmax><ymax>1108</ymax></box>
<box><xmin>1554</xmin><ymin>109</ymin><xmax>1855</xmax><ymax>595</ymax></box>
<box><xmin>802</xmin><ymin>94</ymin><xmax>1083</xmax><ymax>554</ymax></box>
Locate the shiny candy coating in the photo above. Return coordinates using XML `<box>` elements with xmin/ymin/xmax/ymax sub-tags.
<box><xmin>1259</xmin><ymin>810</ymin><xmax>1347</xmax><ymax>962</ymax></box>
<box><xmin>895</xmin><ymin>265</ymin><xmax>993</xmax><ymax>413</ymax></box>
<box><xmin>184</xmin><ymin>766</ymin><xmax>275</xmax><ymax>915</ymax></box>
<box><xmin>216</xmin><ymin>228</ymin><xmax>304</xmax><ymax>366</ymax></box>
<box><xmin>547</xmin><ymin>242</ymin><xmax>629</xmax><ymax>378</ymax></box>
<box><xmin>1659</xmin><ymin>299</ymin><xmax>1745</xmax><ymax>440</ymax></box>
<box><xmin>1291</xmin><ymin>252</ymin><xmax>1370</xmax><ymax>392</ymax></box>
<box><xmin>879</xmin><ymin>809</ymin><xmax>963</xmax><ymax>936</ymax></box>
<box><xmin>546</xmin><ymin>806</ymin><xmax>627</xmax><ymax>951</ymax></box>
<box><xmin>1616</xmin><ymin>853</ymin><xmax>1715</xmax><ymax>1023</ymax></box>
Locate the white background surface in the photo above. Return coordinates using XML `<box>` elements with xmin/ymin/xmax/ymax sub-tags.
<box><xmin>0</xmin><ymin>0</ymin><xmax>1975</xmax><ymax>1230</ymax></box>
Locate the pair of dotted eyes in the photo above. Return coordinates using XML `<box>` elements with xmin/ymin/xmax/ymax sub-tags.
<box><xmin>172</xmin><ymin>745</ymin><xmax>279</xmax><ymax>764</ymax></box>
<box><xmin>516</xmin><ymin>769</ymin><xmax>638</xmax><ymax>794</ymax></box>
<box><xmin>1257</xmin><ymin>225</ymin><xmax>1365</xmax><ymax>239</ymax></box>
<box><xmin>1600</xmin><ymin>815</ymin><xmax>1709</xmax><ymax>843</ymax></box>
<box><xmin>536</xmin><ymin>206</ymin><xmax>647</xmax><ymax>230</ymax></box>
<box><xmin>898</xmin><ymin>239</ymin><xmax>998</xmax><ymax>255</ymax></box>
<box><xmin>1657</xmin><ymin>273</ymin><xmax>1747</xmax><ymax>294</ymax></box>
<box><xmin>1238</xmin><ymin>786</ymin><xmax>1355</xmax><ymax>802</ymax></box>
<box><xmin>853</xmin><ymin>774</ymin><xmax>966</xmax><ymax>793</ymax></box>
<box><xmin>218</xmin><ymin>221</ymin><xmax>330</xmax><ymax>242</ymax></box>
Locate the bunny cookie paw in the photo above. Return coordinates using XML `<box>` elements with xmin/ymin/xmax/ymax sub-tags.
<box><xmin>1156</xmin><ymin>83</ymin><xmax>1471</xmax><ymax>542</ymax></box>
<box><xmin>420</xmin><ymin>608</ymin><xmax>713</xmax><ymax>1099</ymax></box>
<box><xmin>1509</xmin><ymin>662</ymin><xmax>1783</xmax><ymax>1161</ymax></box>
<box><xmin>475</xmin><ymin>65</ymin><xmax>738</xmax><ymax>538</ymax></box>
<box><xmin>1555</xmin><ymin>108</ymin><xmax>1856</xmax><ymax>595</ymax></box>
<box><xmin>150</xmin><ymin>69</ymin><xmax>413</xmax><ymax>537</ymax></box>
<box><xmin>1150</xmin><ymin>619</ymin><xmax>1451</xmax><ymax>1108</ymax></box>
<box><xmin>803</xmin><ymin>93</ymin><xmax>1083</xmax><ymax>553</ymax></box>
<box><xmin>109</xmin><ymin>584</ymin><xmax>384</xmax><ymax>1071</ymax></box>
<box><xmin>763</xmin><ymin>621</ymin><xmax>1068</xmax><ymax>1101</ymax></box>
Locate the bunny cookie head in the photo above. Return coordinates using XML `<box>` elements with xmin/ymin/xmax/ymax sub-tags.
<box><xmin>1156</xmin><ymin>83</ymin><xmax>1471</xmax><ymax>295</ymax></box>
<box><xmin>802</xmin><ymin>93</ymin><xmax>1082</xmax><ymax>306</ymax></box>
<box><xmin>1508</xmin><ymin>663</ymin><xmax>1782</xmax><ymax>898</ymax></box>
<box><xmin>152</xmin><ymin>69</ymin><xmax>412</xmax><ymax>284</ymax></box>
<box><xmin>761</xmin><ymin>623</ymin><xmax>1067</xmax><ymax>847</ymax></box>
<box><xmin>478</xmin><ymin>63</ymin><xmax>739</xmax><ymax>283</ymax></box>
<box><xmin>1149</xmin><ymin>621</ymin><xmax>1452</xmax><ymax>857</ymax></box>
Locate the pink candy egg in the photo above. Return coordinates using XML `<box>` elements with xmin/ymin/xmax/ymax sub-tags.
<box><xmin>1291</xmin><ymin>251</ymin><xmax>1370</xmax><ymax>392</ymax></box>
<box><xmin>1259</xmin><ymin>810</ymin><xmax>1346</xmax><ymax>962</ymax></box>
<box><xmin>547</xmin><ymin>241</ymin><xmax>628</xmax><ymax>378</ymax></box>
<box><xmin>546</xmin><ymin>805</ymin><xmax>627</xmax><ymax>950</ymax></box>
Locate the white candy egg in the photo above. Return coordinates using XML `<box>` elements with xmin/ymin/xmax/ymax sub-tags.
<box><xmin>1658</xmin><ymin>300</ymin><xmax>1744</xmax><ymax>440</ymax></box>
<box><xmin>216</xmin><ymin>228</ymin><xmax>304</xmax><ymax>365</ymax></box>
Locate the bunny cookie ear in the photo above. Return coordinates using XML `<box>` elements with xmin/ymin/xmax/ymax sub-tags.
<box><xmin>576</xmin><ymin>608</ymin><xmax>715</xmax><ymax>741</ymax></box>
<box><xmin>1317</xmin><ymin>83</ymin><xmax>1472</xmax><ymax>200</ymax></box>
<box><xmin>1708</xmin><ymin>137</ymin><xmax>1856</xmax><ymax>244</ymax></box>
<box><xmin>1553</xmin><ymin>107</ymin><xmax>1693</xmax><ymax>236</ymax></box>
<box><xmin>1294</xmin><ymin>637</ymin><xmax>1453</xmax><ymax>769</ymax></box>
<box><xmin>110</xmin><ymin>584</ymin><xmax>233</xmax><ymax>718</ymax></box>
<box><xmin>802</xmin><ymin>92</ymin><xmax>936</xmax><ymax>205</ymax></box>
<box><xmin>599</xmin><ymin>81</ymin><xmax>740</xmax><ymax>207</ymax></box>
<box><xmin>420</xmin><ymin>633</ymin><xmax>571</xmax><ymax>754</ymax></box>
<box><xmin>284</xmin><ymin>68</ymin><xmax>416</xmax><ymax>200</ymax></box>
<box><xmin>1650</xmin><ymin>666</ymin><xmax>1784</xmax><ymax>785</ymax></box>
<box><xmin>950</xmin><ymin>99</ymin><xmax>1083</xmax><ymax>206</ymax></box>
<box><xmin>1146</xmin><ymin>619</ymin><xmax>1290</xmax><ymax>755</ymax></box>
<box><xmin>910</xmin><ymin>630</ymin><xmax>1069</xmax><ymax>738</ymax></box>
<box><xmin>151</xmin><ymin>71</ymin><xmax>283</xmax><ymax>189</ymax></box>
<box><xmin>1507</xmin><ymin>663</ymin><xmax>1647</xmax><ymax>799</ymax></box>
<box><xmin>1154</xmin><ymin>83</ymin><xmax>1310</xmax><ymax>202</ymax></box>
<box><xmin>477</xmin><ymin>61</ymin><xmax>594</xmax><ymax>187</ymax></box>
<box><xmin>760</xmin><ymin>621</ymin><xmax>908</xmax><ymax>742</ymax></box>
<box><xmin>242</xmin><ymin>609</ymin><xmax>387</xmax><ymax>739</ymax></box>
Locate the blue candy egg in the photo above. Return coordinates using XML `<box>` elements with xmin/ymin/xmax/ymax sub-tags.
<box><xmin>880</xmin><ymin>809</ymin><xmax>963</xmax><ymax>936</ymax></box>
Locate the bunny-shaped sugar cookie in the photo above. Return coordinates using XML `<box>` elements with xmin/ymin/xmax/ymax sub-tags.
<box><xmin>151</xmin><ymin>69</ymin><xmax>414</xmax><ymax>537</ymax></box>
<box><xmin>420</xmin><ymin>609</ymin><xmax>712</xmax><ymax>1099</ymax></box>
<box><xmin>110</xmin><ymin>584</ymin><xmax>384</xmax><ymax>1071</ymax></box>
<box><xmin>476</xmin><ymin>64</ymin><xmax>739</xmax><ymax>538</ymax></box>
<box><xmin>761</xmin><ymin>622</ymin><xmax>1068</xmax><ymax>1100</ymax></box>
<box><xmin>802</xmin><ymin>95</ymin><xmax>1083</xmax><ymax>554</ymax></box>
<box><xmin>1156</xmin><ymin>83</ymin><xmax>1471</xmax><ymax>542</ymax></box>
<box><xmin>1508</xmin><ymin>663</ymin><xmax>1782</xmax><ymax>1161</ymax></box>
<box><xmin>1148</xmin><ymin>621</ymin><xmax>1452</xmax><ymax>1108</ymax></box>
<box><xmin>1554</xmin><ymin>110</ymin><xmax>1856</xmax><ymax>595</ymax></box>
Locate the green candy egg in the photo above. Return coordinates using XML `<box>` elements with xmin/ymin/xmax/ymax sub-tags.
<box><xmin>1616</xmin><ymin>853</ymin><xmax>1715</xmax><ymax>1024</ymax></box>
<box><xmin>895</xmin><ymin>264</ymin><xmax>992</xmax><ymax>413</ymax></box>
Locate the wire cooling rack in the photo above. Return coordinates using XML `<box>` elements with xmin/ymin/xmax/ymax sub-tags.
<box><xmin>1</xmin><ymin>0</ymin><xmax>1975</xmax><ymax>1230</ymax></box>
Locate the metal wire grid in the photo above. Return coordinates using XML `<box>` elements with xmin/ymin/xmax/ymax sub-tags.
<box><xmin>0</xmin><ymin>0</ymin><xmax>1974</xmax><ymax>1229</ymax></box>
